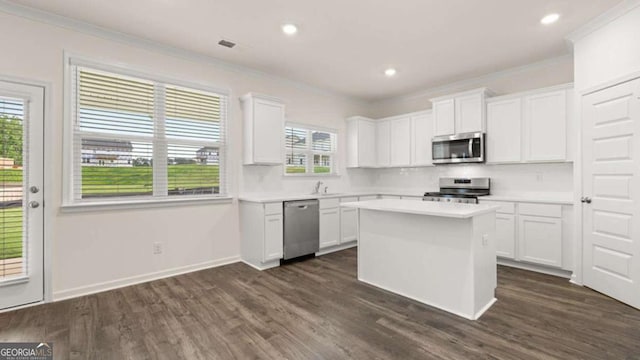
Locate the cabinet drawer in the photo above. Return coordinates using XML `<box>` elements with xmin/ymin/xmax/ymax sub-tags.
<box><xmin>481</xmin><ymin>200</ymin><xmax>515</xmax><ymax>214</ymax></box>
<box><xmin>340</xmin><ymin>197</ymin><xmax>358</xmax><ymax>203</ymax></box>
<box><xmin>518</xmin><ymin>203</ymin><xmax>561</xmax><ymax>218</ymax></box>
<box><xmin>264</xmin><ymin>202</ymin><xmax>283</xmax><ymax>215</ymax></box>
<box><xmin>319</xmin><ymin>198</ymin><xmax>340</xmax><ymax>209</ymax></box>
<box><xmin>358</xmin><ymin>195</ymin><xmax>378</xmax><ymax>201</ymax></box>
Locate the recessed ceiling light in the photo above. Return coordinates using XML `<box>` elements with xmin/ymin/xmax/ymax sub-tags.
<box><xmin>540</xmin><ymin>13</ymin><xmax>560</xmax><ymax>25</ymax></box>
<box><xmin>282</xmin><ymin>23</ymin><xmax>298</xmax><ymax>35</ymax></box>
<box><xmin>384</xmin><ymin>68</ymin><xmax>397</xmax><ymax>77</ymax></box>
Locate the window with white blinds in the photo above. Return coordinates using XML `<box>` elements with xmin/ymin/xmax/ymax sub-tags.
<box><xmin>285</xmin><ymin>124</ymin><xmax>337</xmax><ymax>175</ymax></box>
<box><xmin>68</xmin><ymin>61</ymin><xmax>227</xmax><ymax>203</ymax></box>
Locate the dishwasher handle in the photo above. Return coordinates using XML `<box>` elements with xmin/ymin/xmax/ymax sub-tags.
<box><xmin>284</xmin><ymin>200</ymin><xmax>319</xmax><ymax>208</ymax></box>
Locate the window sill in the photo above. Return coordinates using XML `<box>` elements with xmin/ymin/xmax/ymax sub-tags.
<box><xmin>60</xmin><ymin>195</ymin><xmax>234</xmax><ymax>213</ymax></box>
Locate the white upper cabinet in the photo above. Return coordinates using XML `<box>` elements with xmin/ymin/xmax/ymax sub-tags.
<box><xmin>486</xmin><ymin>97</ymin><xmax>522</xmax><ymax>163</ymax></box>
<box><xmin>411</xmin><ymin>111</ymin><xmax>433</xmax><ymax>166</ymax></box>
<box><xmin>431</xmin><ymin>88</ymin><xmax>490</xmax><ymax>137</ymax></box>
<box><xmin>456</xmin><ymin>92</ymin><xmax>484</xmax><ymax>134</ymax></box>
<box><xmin>346</xmin><ymin>116</ymin><xmax>376</xmax><ymax>168</ymax></box>
<box><xmin>524</xmin><ymin>89</ymin><xmax>568</xmax><ymax>162</ymax></box>
<box><xmin>486</xmin><ymin>84</ymin><xmax>572</xmax><ymax>164</ymax></box>
<box><xmin>390</xmin><ymin>116</ymin><xmax>412</xmax><ymax>167</ymax></box>
<box><xmin>433</xmin><ymin>99</ymin><xmax>455</xmax><ymax>136</ymax></box>
<box><xmin>376</xmin><ymin>120</ymin><xmax>391</xmax><ymax>167</ymax></box>
<box><xmin>241</xmin><ymin>93</ymin><xmax>285</xmax><ymax>165</ymax></box>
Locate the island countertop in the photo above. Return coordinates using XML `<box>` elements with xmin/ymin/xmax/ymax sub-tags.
<box><xmin>341</xmin><ymin>199</ymin><xmax>500</xmax><ymax>219</ymax></box>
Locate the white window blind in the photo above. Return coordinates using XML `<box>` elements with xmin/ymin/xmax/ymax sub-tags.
<box><xmin>285</xmin><ymin>124</ymin><xmax>336</xmax><ymax>175</ymax></box>
<box><xmin>69</xmin><ymin>63</ymin><xmax>227</xmax><ymax>203</ymax></box>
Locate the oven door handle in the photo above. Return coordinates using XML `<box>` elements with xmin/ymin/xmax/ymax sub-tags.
<box><xmin>468</xmin><ymin>139</ymin><xmax>473</xmax><ymax>158</ymax></box>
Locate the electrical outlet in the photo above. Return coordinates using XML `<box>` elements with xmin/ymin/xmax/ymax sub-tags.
<box><xmin>153</xmin><ymin>242</ymin><xmax>163</xmax><ymax>255</ymax></box>
<box><xmin>482</xmin><ymin>234</ymin><xmax>489</xmax><ymax>246</ymax></box>
<box><xmin>536</xmin><ymin>173</ymin><xmax>544</xmax><ymax>182</ymax></box>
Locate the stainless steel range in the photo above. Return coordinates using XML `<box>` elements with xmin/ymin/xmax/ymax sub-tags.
<box><xmin>423</xmin><ymin>177</ymin><xmax>490</xmax><ymax>204</ymax></box>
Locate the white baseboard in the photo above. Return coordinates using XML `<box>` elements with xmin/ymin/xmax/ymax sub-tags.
<box><xmin>316</xmin><ymin>241</ymin><xmax>357</xmax><ymax>256</ymax></box>
<box><xmin>53</xmin><ymin>255</ymin><xmax>241</xmax><ymax>301</ymax></box>
<box><xmin>473</xmin><ymin>298</ymin><xmax>497</xmax><ymax>320</ymax></box>
<box><xmin>357</xmin><ymin>276</ymin><xmax>483</xmax><ymax>321</ymax></box>
<box><xmin>497</xmin><ymin>258</ymin><xmax>572</xmax><ymax>279</ymax></box>
<box><xmin>241</xmin><ymin>259</ymin><xmax>280</xmax><ymax>271</ymax></box>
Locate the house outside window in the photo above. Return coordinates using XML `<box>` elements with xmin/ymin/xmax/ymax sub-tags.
<box><xmin>285</xmin><ymin>124</ymin><xmax>337</xmax><ymax>175</ymax></box>
<box><xmin>65</xmin><ymin>58</ymin><xmax>228</xmax><ymax>205</ymax></box>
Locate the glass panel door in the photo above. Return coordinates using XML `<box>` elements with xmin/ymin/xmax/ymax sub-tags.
<box><xmin>0</xmin><ymin>81</ymin><xmax>44</xmax><ymax>310</ymax></box>
<box><xmin>0</xmin><ymin>96</ymin><xmax>25</xmax><ymax>280</ymax></box>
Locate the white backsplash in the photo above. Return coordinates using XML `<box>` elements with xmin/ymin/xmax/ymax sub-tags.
<box><xmin>371</xmin><ymin>162</ymin><xmax>574</xmax><ymax>196</ymax></box>
<box><xmin>241</xmin><ymin>165</ymin><xmax>376</xmax><ymax>195</ymax></box>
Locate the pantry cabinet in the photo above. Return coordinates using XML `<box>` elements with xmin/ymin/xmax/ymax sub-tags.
<box><xmin>241</xmin><ymin>93</ymin><xmax>285</xmax><ymax>165</ymax></box>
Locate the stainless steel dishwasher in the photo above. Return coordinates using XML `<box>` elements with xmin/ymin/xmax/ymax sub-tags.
<box><xmin>283</xmin><ymin>199</ymin><xmax>319</xmax><ymax>260</ymax></box>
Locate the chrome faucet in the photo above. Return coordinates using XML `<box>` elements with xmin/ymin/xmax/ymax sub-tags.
<box><xmin>313</xmin><ymin>181</ymin><xmax>324</xmax><ymax>194</ymax></box>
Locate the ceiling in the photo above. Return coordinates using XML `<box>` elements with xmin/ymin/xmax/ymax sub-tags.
<box><xmin>7</xmin><ymin>0</ymin><xmax>622</xmax><ymax>101</ymax></box>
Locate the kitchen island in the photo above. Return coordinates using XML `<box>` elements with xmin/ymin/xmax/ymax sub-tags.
<box><xmin>341</xmin><ymin>199</ymin><xmax>500</xmax><ymax>320</ymax></box>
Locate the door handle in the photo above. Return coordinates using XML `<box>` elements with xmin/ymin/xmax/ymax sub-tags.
<box><xmin>29</xmin><ymin>201</ymin><xmax>40</xmax><ymax>208</ymax></box>
<box><xmin>30</xmin><ymin>186</ymin><xmax>40</xmax><ymax>194</ymax></box>
<box><xmin>581</xmin><ymin>197</ymin><xmax>592</xmax><ymax>204</ymax></box>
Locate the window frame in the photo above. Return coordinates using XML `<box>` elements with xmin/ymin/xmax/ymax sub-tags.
<box><xmin>62</xmin><ymin>54</ymin><xmax>231</xmax><ymax>209</ymax></box>
<box><xmin>284</xmin><ymin>122</ymin><xmax>339</xmax><ymax>177</ymax></box>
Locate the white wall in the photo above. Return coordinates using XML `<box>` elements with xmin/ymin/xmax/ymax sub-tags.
<box><xmin>0</xmin><ymin>11</ymin><xmax>371</xmax><ymax>299</ymax></box>
<box><xmin>573</xmin><ymin>4</ymin><xmax>640</xmax><ymax>92</ymax></box>
<box><xmin>370</xmin><ymin>56</ymin><xmax>574</xmax><ymax>118</ymax></box>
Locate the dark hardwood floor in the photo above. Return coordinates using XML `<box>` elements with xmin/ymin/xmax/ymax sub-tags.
<box><xmin>1</xmin><ymin>248</ymin><xmax>639</xmax><ymax>359</ymax></box>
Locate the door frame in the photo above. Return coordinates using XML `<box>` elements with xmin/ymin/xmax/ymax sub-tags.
<box><xmin>575</xmin><ymin>69</ymin><xmax>640</xmax><ymax>286</ymax></box>
<box><xmin>0</xmin><ymin>74</ymin><xmax>53</xmax><ymax>307</ymax></box>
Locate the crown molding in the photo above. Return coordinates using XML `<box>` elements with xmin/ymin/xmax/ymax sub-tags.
<box><xmin>0</xmin><ymin>0</ymin><xmax>367</xmax><ymax>105</ymax></box>
<box><xmin>375</xmin><ymin>54</ymin><xmax>573</xmax><ymax>105</ymax></box>
<box><xmin>566</xmin><ymin>0</ymin><xmax>640</xmax><ymax>43</ymax></box>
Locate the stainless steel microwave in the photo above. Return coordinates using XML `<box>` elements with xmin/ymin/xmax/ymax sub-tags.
<box><xmin>432</xmin><ymin>132</ymin><xmax>485</xmax><ymax>164</ymax></box>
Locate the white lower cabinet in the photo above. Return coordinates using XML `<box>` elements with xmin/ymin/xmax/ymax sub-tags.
<box><xmin>480</xmin><ymin>200</ymin><xmax>570</xmax><ymax>271</ymax></box>
<box><xmin>495</xmin><ymin>214</ymin><xmax>516</xmax><ymax>259</ymax></box>
<box><xmin>320</xmin><ymin>207</ymin><xmax>340</xmax><ymax>249</ymax></box>
<box><xmin>240</xmin><ymin>201</ymin><xmax>284</xmax><ymax>270</ymax></box>
<box><xmin>340</xmin><ymin>207</ymin><xmax>358</xmax><ymax>243</ymax></box>
<box><xmin>518</xmin><ymin>215</ymin><xmax>562</xmax><ymax>267</ymax></box>
<box><xmin>264</xmin><ymin>214</ymin><xmax>284</xmax><ymax>261</ymax></box>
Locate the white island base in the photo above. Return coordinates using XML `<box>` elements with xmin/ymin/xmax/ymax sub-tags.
<box><xmin>344</xmin><ymin>200</ymin><xmax>498</xmax><ymax>320</ymax></box>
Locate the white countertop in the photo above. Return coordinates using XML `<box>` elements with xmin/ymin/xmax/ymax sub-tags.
<box><xmin>341</xmin><ymin>199</ymin><xmax>500</xmax><ymax>219</ymax></box>
<box><xmin>481</xmin><ymin>193</ymin><xmax>574</xmax><ymax>205</ymax></box>
<box><xmin>238</xmin><ymin>191</ymin><xmax>575</xmax><ymax>204</ymax></box>
<box><xmin>238</xmin><ymin>192</ymin><xmax>377</xmax><ymax>203</ymax></box>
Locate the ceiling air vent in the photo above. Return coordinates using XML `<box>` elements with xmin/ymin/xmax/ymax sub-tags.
<box><xmin>218</xmin><ymin>39</ymin><xmax>236</xmax><ymax>48</ymax></box>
